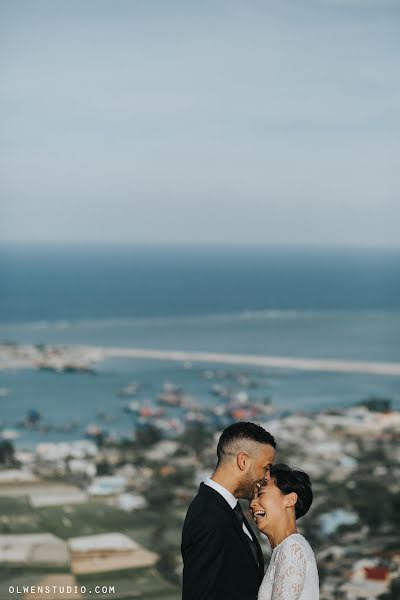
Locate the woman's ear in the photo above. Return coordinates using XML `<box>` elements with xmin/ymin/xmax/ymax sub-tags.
<box><xmin>285</xmin><ymin>491</ymin><xmax>298</xmax><ymax>509</ymax></box>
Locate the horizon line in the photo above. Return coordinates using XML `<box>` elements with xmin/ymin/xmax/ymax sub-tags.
<box><xmin>1</xmin><ymin>240</ymin><xmax>400</xmax><ymax>251</ymax></box>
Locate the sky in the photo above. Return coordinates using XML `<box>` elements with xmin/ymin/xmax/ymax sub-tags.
<box><xmin>0</xmin><ymin>0</ymin><xmax>399</xmax><ymax>246</ymax></box>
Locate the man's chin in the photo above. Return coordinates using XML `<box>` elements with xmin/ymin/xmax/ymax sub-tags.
<box><xmin>237</xmin><ymin>492</ymin><xmax>251</xmax><ymax>501</ymax></box>
<box><xmin>244</xmin><ymin>485</ymin><xmax>259</xmax><ymax>500</ymax></box>
<box><xmin>236</xmin><ymin>487</ymin><xmax>253</xmax><ymax>501</ymax></box>
<box><xmin>238</xmin><ymin>479</ymin><xmax>261</xmax><ymax>500</ymax></box>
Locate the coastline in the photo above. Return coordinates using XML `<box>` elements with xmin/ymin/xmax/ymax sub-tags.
<box><xmin>1</xmin><ymin>343</ymin><xmax>400</xmax><ymax>376</ymax></box>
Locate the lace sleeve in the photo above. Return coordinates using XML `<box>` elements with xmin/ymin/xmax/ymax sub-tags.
<box><xmin>271</xmin><ymin>541</ymin><xmax>306</xmax><ymax>600</ymax></box>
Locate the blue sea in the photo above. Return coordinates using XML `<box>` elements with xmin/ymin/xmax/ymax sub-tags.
<box><xmin>0</xmin><ymin>243</ymin><xmax>399</xmax><ymax>447</ymax></box>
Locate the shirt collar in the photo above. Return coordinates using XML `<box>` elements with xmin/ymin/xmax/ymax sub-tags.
<box><xmin>203</xmin><ymin>477</ymin><xmax>237</xmax><ymax>509</ymax></box>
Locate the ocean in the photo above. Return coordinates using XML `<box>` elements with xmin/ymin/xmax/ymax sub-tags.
<box><xmin>0</xmin><ymin>243</ymin><xmax>399</xmax><ymax>447</ymax></box>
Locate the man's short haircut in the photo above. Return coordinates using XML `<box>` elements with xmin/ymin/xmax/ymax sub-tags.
<box><xmin>217</xmin><ymin>422</ymin><xmax>276</xmax><ymax>463</ymax></box>
<box><xmin>269</xmin><ymin>464</ymin><xmax>313</xmax><ymax>519</ymax></box>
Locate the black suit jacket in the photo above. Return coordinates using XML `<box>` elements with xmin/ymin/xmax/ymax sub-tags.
<box><xmin>181</xmin><ymin>483</ymin><xmax>264</xmax><ymax>600</ymax></box>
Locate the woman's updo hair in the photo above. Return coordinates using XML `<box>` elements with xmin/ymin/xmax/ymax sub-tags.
<box><xmin>269</xmin><ymin>464</ymin><xmax>313</xmax><ymax>519</ymax></box>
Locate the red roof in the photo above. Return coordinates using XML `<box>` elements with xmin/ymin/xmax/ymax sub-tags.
<box><xmin>364</xmin><ymin>567</ymin><xmax>389</xmax><ymax>581</ymax></box>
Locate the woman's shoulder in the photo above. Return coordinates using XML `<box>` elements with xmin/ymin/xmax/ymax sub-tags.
<box><xmin>277</xmin><ymin>533</ymin><xmax>315</xmax><ymax>562</ymax></box>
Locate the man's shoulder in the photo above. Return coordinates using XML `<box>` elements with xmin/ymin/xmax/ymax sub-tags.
<box><xmin>184</xmin><ymin>484</ymin><xmax>232</xmax><ymax>528</ymax></box>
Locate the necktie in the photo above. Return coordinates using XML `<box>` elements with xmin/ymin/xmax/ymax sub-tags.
<box><xmin>233</xmin><ymin>502</ymin><xmax>259</xmax><ymax>565</ymax></box>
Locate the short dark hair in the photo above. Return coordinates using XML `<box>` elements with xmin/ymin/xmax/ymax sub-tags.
<box><xmin>217</xmin><ymin>422</ymin><xmax>276</xmax><ymax>462</ymax></box>
<box><xmin>269</xmin><ymin>464</ymin><xmax>313</xmax><ymax>519</ymax></box>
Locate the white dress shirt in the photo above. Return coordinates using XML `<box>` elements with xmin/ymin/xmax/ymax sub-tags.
<box><xmin>203</xmin><ymin>477</ymin><xmax>253</xmax><ymax>539</ymax></box>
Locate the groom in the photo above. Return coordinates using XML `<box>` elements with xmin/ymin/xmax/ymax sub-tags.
<box><xmin>181</xmin><ymin>422</ymin><xmax>276</xmax><ymax>600</ymax></box>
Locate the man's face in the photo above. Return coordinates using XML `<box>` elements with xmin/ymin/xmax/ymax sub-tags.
<box><xmin>241</xmin><ymin>444</ymin><xmax>275</xmax><ymax>499</ymax></box>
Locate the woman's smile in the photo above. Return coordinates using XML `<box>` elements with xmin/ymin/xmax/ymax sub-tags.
<box><xmin>252</xmin><ymin>509</ymin><xmax>266</xmax><ymax>524</ymax></box>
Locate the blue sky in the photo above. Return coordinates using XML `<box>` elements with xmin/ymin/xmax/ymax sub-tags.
<box><xmin>1</xmin><ymin>0</ymin><xmax>399</xmax><ymax>245</ymax></box>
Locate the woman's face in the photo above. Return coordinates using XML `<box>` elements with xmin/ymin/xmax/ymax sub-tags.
<box><xmin>249</xmin><ymin>478</ymin><xmax>287</xmax><ymax>534</ymax></box>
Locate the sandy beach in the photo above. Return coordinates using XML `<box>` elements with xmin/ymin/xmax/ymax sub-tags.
<box><xmin>103</xmin><ymin>347</ymin><xmax>400</xmax><ymax>375</ymax></box>
<box><xmin>1</xmin><ymin>343</ymin><xmax>400</xmax><ymax>376</ymax></box>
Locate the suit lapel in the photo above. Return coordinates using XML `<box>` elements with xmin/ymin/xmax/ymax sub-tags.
<box><xmin>199</xmin><ymin>484</ymin><xmax>264</xmax><ymax>580</ymax></box>
<box><xmin>230</xmin><ymin>508</ymin><xmax>261</xmax><ymax>577</ymax></box>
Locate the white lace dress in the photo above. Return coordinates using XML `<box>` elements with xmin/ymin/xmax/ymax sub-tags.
<box><xmin>258</xmin><ymin>533</ymin><xmax>319</xmax><ymax>600</ymax></box>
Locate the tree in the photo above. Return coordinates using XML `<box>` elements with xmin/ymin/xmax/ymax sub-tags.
<box><xmin>380</xmin><ymin>577</ymin><xmax>400</xmax><ymax>599</ymax></box>
<box><xmin>180</xmin><ymin>423</ymin><xmax>213</xmax><ymax>460</ymax></box>
<box><xmin>0</xmin><ymin>440</ymin><xmax>15</xmax><ymax>466</ymax></box>
<box><xmin>135</xmin><ymin>424</ymin><xmax>163</xmax><ymax>448</ymax></box>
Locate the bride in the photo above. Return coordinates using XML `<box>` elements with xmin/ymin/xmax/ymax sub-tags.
<box><xmin>249</xmin><ymin>464</ymin><xmax>319</xmax><ymax>600</ymax></box>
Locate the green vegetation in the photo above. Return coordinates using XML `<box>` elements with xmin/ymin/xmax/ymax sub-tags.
<box><xmin>0</xmin><ymin>440</ymin><xmax>15</xmax><ymax>466</ymax></box>
<box><xmin>380</xmin><ymin>578</ymin><xmax>400</xmax><ymax>599</ymax></box>
<box><xmin>358</xmin><ymin>397</ymin><xmax>392</xmax><ymax>412</ymax></box>
<box><xmin>76</xmin><ymin>567</ymin><xmax>180</xmax><ymax>599</ymax></box>
<box><xmin>38</xmin><ymin>504</ymin><xmax>162</xmax><ymax>540</ymax></box>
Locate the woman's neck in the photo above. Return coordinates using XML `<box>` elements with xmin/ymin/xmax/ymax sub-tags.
<box><xmin>266</xmin><ymin>523</ymin><xmax>298</xmax><ymax>550</ymax></box>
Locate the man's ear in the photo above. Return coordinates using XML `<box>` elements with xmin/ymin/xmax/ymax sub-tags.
<box><xmin>237</xmin><ymin>452</ymin><xmax>249</xmax><ymax>471</ymax></box>
<box><xmin>285</xmin><ymin>492</ymin><xmax>298</xmax><ymax>509</ymax></box>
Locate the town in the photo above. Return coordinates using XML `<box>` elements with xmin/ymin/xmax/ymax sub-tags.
<box><xmin>1</xmin><ymin>370</ymin><xmax>399</xmax><ymax>600</ymax></box>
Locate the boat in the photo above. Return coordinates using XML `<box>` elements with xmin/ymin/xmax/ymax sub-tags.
<box><xmin>117</xmin><ymin>382</ymin><xmax>140</xmax><ymax>397</ymax></box>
